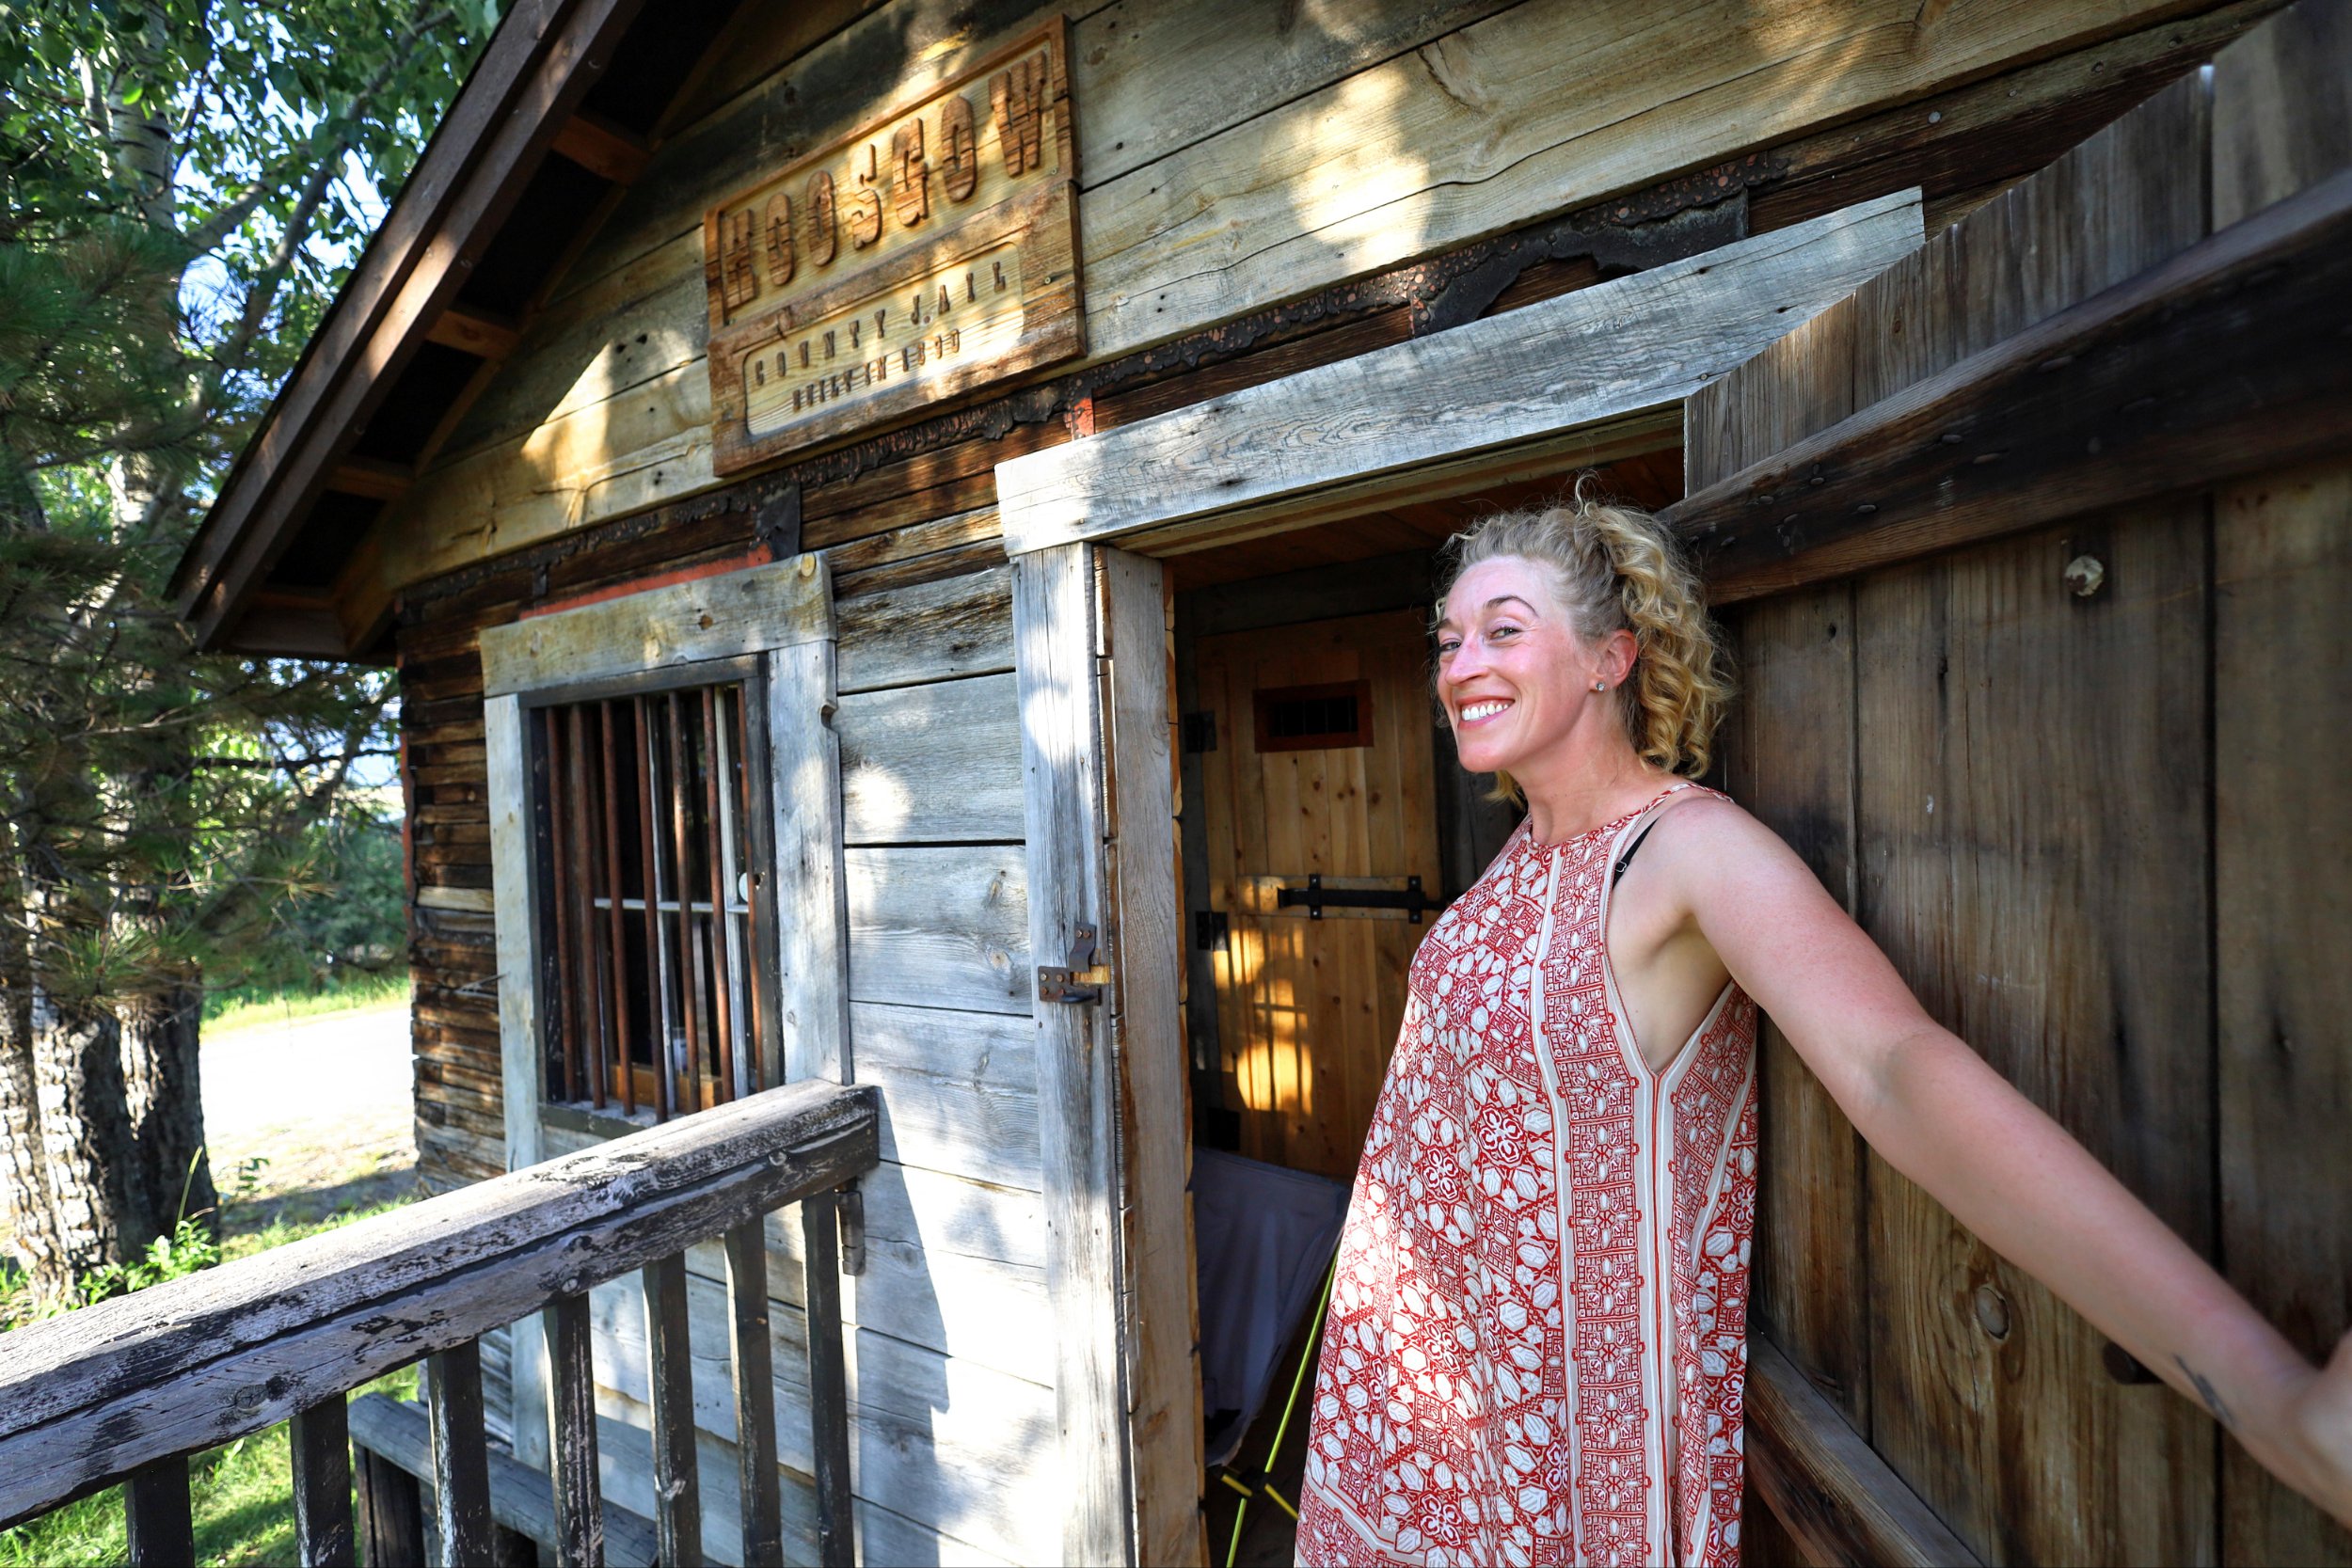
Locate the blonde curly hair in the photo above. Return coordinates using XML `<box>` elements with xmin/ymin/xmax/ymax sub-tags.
<box><xmin>1437</xmin><ymin>482</ymin><xmax>1732</xmax><ymax>789</ymax></box>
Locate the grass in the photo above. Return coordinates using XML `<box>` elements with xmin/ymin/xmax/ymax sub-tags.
<box><xmin>0</xmin><ymin>1196</ymin><xmax>422</xmax><ymax>1568</ymax></box>
<box><xmin>203</xmin><ymin>974</ymin><xmax>410</xmax><ymax>1036</ymax></box>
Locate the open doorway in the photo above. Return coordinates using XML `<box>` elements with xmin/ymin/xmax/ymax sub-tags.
<box><xmin>1169</xmin><ymin>448</ymin><xmax>1680</xmax><ymax>1564</ymax></box>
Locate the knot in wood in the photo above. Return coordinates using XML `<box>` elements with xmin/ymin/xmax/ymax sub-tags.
<box><xmin>1972</xmin><ymin>1283</ymin><xmax>2011</xmax><ymax>1340</ymax></box>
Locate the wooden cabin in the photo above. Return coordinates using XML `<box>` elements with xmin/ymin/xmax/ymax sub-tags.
<box><xmin>124</xmin><ymin>0</ymin><xmax>2352</xmax><ymax>1561</ymax></box>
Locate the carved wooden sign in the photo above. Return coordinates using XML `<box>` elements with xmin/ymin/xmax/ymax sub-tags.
<box><xmin>703</xmin><ymin>21</ymin><xmax>1082</xmax><ymax>473</ymax></box>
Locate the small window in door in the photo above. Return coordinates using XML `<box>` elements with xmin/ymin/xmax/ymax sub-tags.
<box><xmin>532</xmin><ymin>680</ymin><xmax>774</xmax><ymax>1119</ymax></box>
<box><xmin>1253</xmin><ymin>680</ymin><xmax>1374</xmax><ymax>752</ymax></box>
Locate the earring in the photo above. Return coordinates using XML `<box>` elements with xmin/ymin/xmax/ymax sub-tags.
<box><xmin>1593</xmin><ymin>679</ymin><xmax>1607</xmax><ymax>691</ymax></box>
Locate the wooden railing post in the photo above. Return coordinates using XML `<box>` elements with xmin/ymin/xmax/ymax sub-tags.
<box><xmin>424</xmin><ymin>1339</ymin><xmax>494</xmax><ymax>1566</ymax></box>
<box><xmin>354</xmin><ymin>1447</ymin><xmax>425</xmax><ymax>1568</ymax></box>
<box><xmin>640</xmin><ymin>1252</ymin><xmax>704</xmax><ymax>1565</ymax></box>
<box><xmin>800</xmin><ymin>1190</ymin><xmax>854</xmax><ymax>1568</ymax></box>
<box><xmin>723</xmin><ymin>1219</ymin><xmax>783</xmax><ymax>1568</ymax></box>
<box><xmin>123</xmin><ymin>1456</ymin><xmax>194</xmax><ymax>1568</ymax></box>
<box><xmin>544</xmin><ymin>1291</ymin><xmax>606</xmax><ymax>1568</ymax></box>
<box><xmin>290</xmin><ymin>1393</ymin><xmax>355</xmax><ymax>1567</ymax></box>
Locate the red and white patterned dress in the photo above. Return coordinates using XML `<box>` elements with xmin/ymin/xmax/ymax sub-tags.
<box><xmin>1295</xmin><ymin>784</ymin><xmax>1758</xmax><ymax>1568</ymax></box>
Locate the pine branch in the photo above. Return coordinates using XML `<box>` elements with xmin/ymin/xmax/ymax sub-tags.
<box><xmin>195</xmin><ymin>749</ymin><xmax>398</xmax><ymax>773</ymax></box>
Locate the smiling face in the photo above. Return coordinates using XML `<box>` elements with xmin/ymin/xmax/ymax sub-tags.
<box><xmin>1435</xmin><ymin>554</ymin><xmax>1633</xmax><ymax>782</ymax></box>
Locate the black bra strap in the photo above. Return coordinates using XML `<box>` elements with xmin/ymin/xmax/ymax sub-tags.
<box><xmin>1612</xmin><ymin>816</ymin><xmax>1663</xmax><ymax>887</ymax></box>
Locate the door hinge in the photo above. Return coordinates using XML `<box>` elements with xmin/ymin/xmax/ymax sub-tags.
<box><xmin>1182</xmin><ymin>711</ymin><xmax>1217</xmax><ymax>752</ymax></box>
<box><xmin>1037</xmin><ymin>924</ymin><xmax>1110</xmax><ymax>1004</ymax></box>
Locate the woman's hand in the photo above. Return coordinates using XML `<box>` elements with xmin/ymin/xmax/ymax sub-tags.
<box><xmin>2281</xmin><ymin>1332</ymin><xmax>2352</xmax><ymax>1528</ymax></box>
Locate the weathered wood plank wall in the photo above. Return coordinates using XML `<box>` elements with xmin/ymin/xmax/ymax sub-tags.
<box><xmin>381</xmin><ymin>2</ymin><xmax>2328</xmax><ymax>1562</ymax></box>
<box><xmin>1697</xmin><ymin>8</ymin><xmax>2351</xmax><ymax>1560</ymax></box>
<box><xmin>2207</xmin><ymin>8</ymin><xmax>2352</xmax><ymax>1563</ymax></box>
<box><xmin>362</xmin><ymin>0</ymin><xmax>2288</xmax><ymax>597</ymax></box>
<box><xmin>407</xmin><ymin>547</ymin><xmax>1051</xmax><ymax>1559</ymax></box>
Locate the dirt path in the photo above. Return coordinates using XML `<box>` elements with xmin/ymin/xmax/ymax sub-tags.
<box><xmin>200</xmin><ymin>1003</ymin><xmax>421</xmax><ymax>1233</ymax></box>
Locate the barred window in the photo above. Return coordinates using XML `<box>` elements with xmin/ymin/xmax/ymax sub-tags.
<box><xmin>531</xmin><ymin>670</ymin><xmax>777</xmax><ymax>1118</ymax></box>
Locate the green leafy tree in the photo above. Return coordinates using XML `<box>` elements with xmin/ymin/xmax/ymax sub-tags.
<box><xmin>0</xmin><ymin>0</ymin><xmax>494</xmax><ymax>1304</ymax></box>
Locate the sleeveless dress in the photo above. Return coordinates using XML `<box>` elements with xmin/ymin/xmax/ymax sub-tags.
<box><xmin>1295</xmin><ymin>784</ymin><xmax>1759</xmax><ymax>1568</ymax></box>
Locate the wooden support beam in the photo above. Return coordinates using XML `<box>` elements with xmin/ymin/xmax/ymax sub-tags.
<box><xmin>550</xmin><ymin>111</ymin><xmax>651</xmax><ymax>183</ymax></box>
<box><xmin>1665</xmin><ymin>166</ymin><xmax>2352</xmax><ymax>603</ymax></box>
<box><xmin>1748</xmin><ymin>1336</ymin><xmax>1982</xmax><ymax>1568</ymax></box>
<box><xmin>123</xmin><ymin>1457</ymin><xmax>195</xmax><ymax>1568</ymax></box>
<box><xmin>637</xmin><ymin>1254</ymin><xmax>703</xmax><ymax>1568</ymax></box>
<box><xmin>329</xmin><ymin>531</ymin><xmax>396</xmax><ymax>660</ymax></box>
<box><xmin>543</xmin><ymin>1292</ymin><xmax>604</xmax><ymax>1568</ymax></box>
<box><xmin>1013</xmin><ymin>543</ymin><xmax>1136</xmax><ymax>1567</ymax></box>
<box><xmin>328</xmin><ymin>455</ymin><xmax>416</xmax><ymax>501</ymax></box>
<box><xmin>224</xmin><ymin>588</ymin><xmax>350</xmax><ymax>659</ymax></box>
<box><xmin>423</xmin><ymin>1340</ymin><xmax>494</xmax><ymax>1568</ymax></box>
<box><xmin>723</xmin><ymin>1220</ymin><xmax>785</xmax><ymax>1568</ymax></box>
<box><xmin>477</xmin><ymin>552</ymin><xmax>833</xmax><ymax>698</ymax></box>
<box><xmin>424</xmin><ymin>304</ymin><xmax>522</xmax><ymax>360</ymax></box>
<box><xmin>797</xmin><ymin>1194</ymin><xmax>852</xmax><ymax>1568</ymax></box>
<box><xmin>993</xmin><ymin>191</ymin><xmax>1924</xmax><ymax>558</ymax></box>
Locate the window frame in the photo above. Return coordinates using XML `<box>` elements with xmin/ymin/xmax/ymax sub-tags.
<box><xmin>478</xmin><ymin>554</ymin><xmax>846</xmax><ymax>1474</ymax></box>
<box><xmin>518</xmin><ymin>655</ymin><xmax>785</xmax><ymax>1118</ymax></box>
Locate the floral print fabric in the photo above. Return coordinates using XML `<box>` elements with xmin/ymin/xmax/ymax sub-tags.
<box><xmin>1295</xmin><ymin>786</ymin><xmax>1758</xmax><ymax>1568</ymax></box>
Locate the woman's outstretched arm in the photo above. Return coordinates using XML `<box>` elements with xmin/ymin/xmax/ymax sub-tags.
<box><xmin>1650</xmin><ymin>795</ymin><xmax>2352</xmax><ymax>1528</ymax></box>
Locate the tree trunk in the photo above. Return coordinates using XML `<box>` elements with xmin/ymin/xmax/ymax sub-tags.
<box><xmin>103</xmin><ymin>22</ymin><xmax>217</xmax><ymax>1243</ymax></box>
<box><xmin>28</xmin><ymin>991</ymin><xmax>144</xmax><ymax>1280</ymax></box>
<box><xmin>119</xmin><ymin>975</ymin><xmax>215</xmax><ymax>1235</ymax></box>
<box><xmin>0</xmin><ymin>820</ymin><xmax>72</xmax><ymax>1302</ymax></box>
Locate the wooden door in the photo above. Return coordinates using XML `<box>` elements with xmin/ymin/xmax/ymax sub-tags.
<box><xmin>1665</xmin><ymin>5</ymin><xmax>2352</xmax><ymax>1564</ymax></box>
<box><xmin>1194</xmin><ymin>610</ymin><xmax>1442</xmax><ymax>1178</ymax></box>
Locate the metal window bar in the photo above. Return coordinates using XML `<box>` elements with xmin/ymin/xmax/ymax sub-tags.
<box><xmin>537</xmin><ymin>680</ymin><xmax>771</xmax><ymax>1121</ymax></box>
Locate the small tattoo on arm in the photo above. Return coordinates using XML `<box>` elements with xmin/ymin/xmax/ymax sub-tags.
<box><xmin>2175</xmin><ymin>1355</ymin><xmax>2236</xmax><ymax>1429</ymax></box>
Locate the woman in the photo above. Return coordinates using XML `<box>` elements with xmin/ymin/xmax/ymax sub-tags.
<box><xmin>1293</xmin><ymin>494</ymin><xmax>2352</xmax><ymax>1567</ymax></box>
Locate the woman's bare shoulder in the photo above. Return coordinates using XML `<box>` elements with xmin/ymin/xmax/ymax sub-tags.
<box><xmin>1645</xmin><ymin>788</ymin><xmax>1817</xmax><ymax>883</ymax></box>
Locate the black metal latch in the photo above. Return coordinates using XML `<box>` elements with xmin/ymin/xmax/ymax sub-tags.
<box><xmin>1278</xmin><ymin>875</ymin><xmax>1432</xmax><ymax>924</ymax></box>
<box><xmin>1037</xmin><ymin>924</ymin><xmax>1110</xmax><ymax>1004</ymax></box>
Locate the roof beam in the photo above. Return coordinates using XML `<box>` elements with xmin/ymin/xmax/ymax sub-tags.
<box><xmin>223</xmin><ymin>590</ymin><xmax>351</xmax><ymax>660</ymax></box>
<box><xmin>550</xmin><ymin>111</ymin><xmax>650</xmax><ymax>183</ymax></box>
<box><xmin>328</xmin><ymin>456</ymin><xmax>417</xmax><ymax>501</ymax></box>
<box><xmin>424</xmin><ymin>304</ymin><xmax>522</xmax><ymax>360</ymax></box>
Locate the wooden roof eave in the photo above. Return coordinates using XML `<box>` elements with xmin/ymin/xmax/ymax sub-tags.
<box><xmin>170</xmin><ymin>0</ymin><xmax>649</xmax><ymax>656</ymax></box>
<box><xmin>1661</xmin><ymin>166</ymin><xmax>2352</xmax><ymax>603</ymax></box>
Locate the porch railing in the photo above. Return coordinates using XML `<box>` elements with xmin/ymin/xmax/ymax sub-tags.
<box><xmin>0</xmin><ymin>1078</ymin><xmax>878</xmax><ymax>1567</ymax></box>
